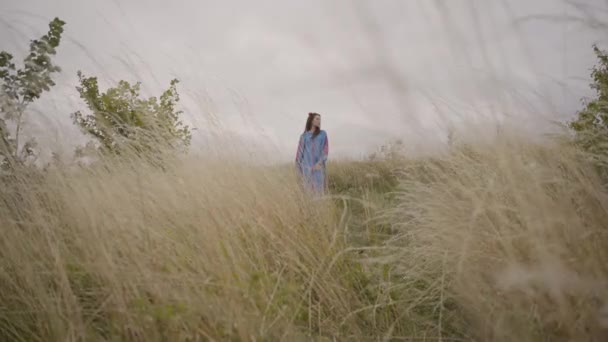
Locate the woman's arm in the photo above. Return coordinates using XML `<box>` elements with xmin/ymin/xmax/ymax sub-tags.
<box><xmin>314</xmin><ymin>132</ymin><xmax>328</xmax><ymax>170</ymax></box>
<box><xmin>321</xmin><ymin>133</ymin><xmax>328</xmax><ymax>163</ymax></box>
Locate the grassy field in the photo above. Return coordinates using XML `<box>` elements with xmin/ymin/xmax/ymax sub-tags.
<box><xmin>1</xmin><ymin>130</ymin><xmax>608</xmax><ymax>341</ymax></box>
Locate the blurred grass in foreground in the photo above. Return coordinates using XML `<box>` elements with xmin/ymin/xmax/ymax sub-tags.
<box><xmin>1</xmin><ymin>127</ymin><xmax>608</xmax><ymax>341</ymax></box>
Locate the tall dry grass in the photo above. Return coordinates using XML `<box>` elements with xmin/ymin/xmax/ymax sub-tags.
<box><xmin>1</xmin><ymin>127</ymin><xmax>608</xmax><ymax>341</ymax></box>
<box><xmin>0</xmin><ymin>152</ymin><xmax>379</xmax><ymax>341</ymax></box>
<box><xmin>382</xmin><ymin>130</ymin><xmax>608</xmax><ymax>341</ymax></box>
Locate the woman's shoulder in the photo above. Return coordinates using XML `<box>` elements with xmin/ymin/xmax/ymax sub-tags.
<box><xmin>300</xmin><ymin>130</ymin><xmax>327</xmax><ymax>137</ymax></box>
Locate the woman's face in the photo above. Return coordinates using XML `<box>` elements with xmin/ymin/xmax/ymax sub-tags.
<box><xmin>312</xmin><ymin>115</ymin><xmax>321</xmax><ymax>128</ymax></box>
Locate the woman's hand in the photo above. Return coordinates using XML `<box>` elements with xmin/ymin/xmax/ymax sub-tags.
<box><xmin>313</xmin><ymin>163</ymin><xmax>322</xmax><ymax>171</ymax></box>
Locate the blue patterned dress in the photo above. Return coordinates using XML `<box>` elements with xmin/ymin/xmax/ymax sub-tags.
<box><xmin>296</xmin><ymin>130</ymin><xmax>329</xmax><ymax>195</ymax></box>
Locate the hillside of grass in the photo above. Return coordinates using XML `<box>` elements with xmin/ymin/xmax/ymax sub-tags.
<box><xmin>2</xmin><ymin>129</ymin><xmax>608</xmax><ymax>341</ymax></box>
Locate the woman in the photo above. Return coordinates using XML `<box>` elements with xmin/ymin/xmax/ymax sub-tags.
<box><xmin>295</xmin><ymin>112</ymin><xmax>329</xmax><ymax>195</ymax></box>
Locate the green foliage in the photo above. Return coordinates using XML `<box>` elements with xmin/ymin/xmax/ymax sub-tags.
<box><xmin>0</xmin><ymin>18</ymin><xmax>66</xmax><ymax>170</ymax></box>
<box><xmin>71</xmin><ymin>72</ymin><xmax>192</xmax><ymax>157</ymax></box>
<box><xmin>328</xmin><ymin>160</ymin><xmax>400</xmax><ymax>196</ymax></box>
<box><xmin>569</xmin><ymin>45</ymin><xmax>608</xmax><ymax>163</ymax></box>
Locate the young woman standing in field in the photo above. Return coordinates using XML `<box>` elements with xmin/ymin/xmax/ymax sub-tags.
<box><xmin>295</xmin><ymin>112</ymin><xmax>329</xmax><ymax>195</ymax></box>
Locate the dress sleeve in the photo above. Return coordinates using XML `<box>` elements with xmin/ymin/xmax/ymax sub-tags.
<box><xmin>295</xmin><ymin>134</ymin><xmax>304</xmax><ymax>172</ymax></box>
<box><xmin>321</xmin><ymin>132</ymin><xmax>328</xmax><ymax>163</ymax></box>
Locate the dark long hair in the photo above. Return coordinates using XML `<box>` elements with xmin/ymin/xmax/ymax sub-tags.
<box><xmin>305</xmin><ymin>112</ymin><xmax>321</xmax><ymax>139</ymax></box>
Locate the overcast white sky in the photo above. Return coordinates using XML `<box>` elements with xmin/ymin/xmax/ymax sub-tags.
<box><xmin>1</xmin><ymin>0</ymin><xmax>608</xmax><ymax>161</ymax></box>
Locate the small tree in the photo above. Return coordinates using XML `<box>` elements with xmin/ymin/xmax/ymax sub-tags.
<box><xmin>569</xmin><ymin>44</ymin><xmax>608</xmax><ymax>157</ymax></box>
<box><xmin>0</xmin><ymin>18</ymin><xmax>66</xmax><ymax>170</ymax></box>
<box><xmin>71</xmin><ymin>72</ymin><xmax>192</xmax><ymax>159</ymax></box>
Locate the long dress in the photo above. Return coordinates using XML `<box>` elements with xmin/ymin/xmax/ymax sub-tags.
<box><xmin>296</xmin><ymin>130</ymin><xmax>329</xmax><ymax>195</ymax></box>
